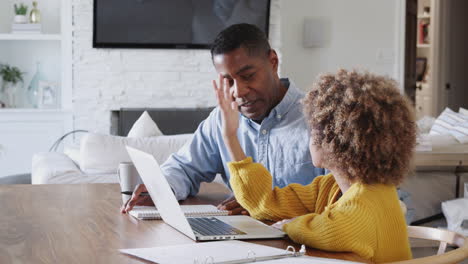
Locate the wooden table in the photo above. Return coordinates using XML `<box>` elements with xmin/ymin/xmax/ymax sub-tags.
<box><xmin>0</xmin><ymin>183</ymin><xmax>369</xmax><ymax>264</ymax></box>
<box><xmin>415</xmin><ymin>142</ymin><xmax>468</xmax><ymax>198</ymax></box>
<box><xmin>415</xmin><ymin>146</ymin><xmax>468</xmax><ymax>169</ymax></box>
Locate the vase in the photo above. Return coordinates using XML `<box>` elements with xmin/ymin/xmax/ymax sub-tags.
<box><xmin>0</xmin><ymin>81</ymin><xmax>23</xmax><ymax>108</ymax></box>
<box><xmin>29</xmin><ymin>1</ymin><xmax>41</xmax><ymax>24</ymax></box>
<box><xmin>27</xmin><ymin>62</ymin><xmax>45</xmax><ymax>108</ymax></box>
<box><xmin>1</xmin><ymin>81</ymin><xmax>22</xmax><ymax>108</ymax></box>
<box><xmin>0</xmin><ymin>82</ymin><xmax>6</xmax><ymax>106</ymax></box>
<box><xmin>14</xmin><ymin>15</ymin><xmax>27</xmax><ymax>24</ymax></box>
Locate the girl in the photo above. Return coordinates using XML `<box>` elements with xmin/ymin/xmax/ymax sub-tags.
<box><xmin>213</xmin><ymin>69</ymin><xmax>416</xmax><ymax>263</ymax></box>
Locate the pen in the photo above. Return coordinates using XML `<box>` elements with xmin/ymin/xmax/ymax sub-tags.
<box><xmin>121</xmin><ymin>191</ymin><xmax>150</xmax><ymax>196</ymax></box>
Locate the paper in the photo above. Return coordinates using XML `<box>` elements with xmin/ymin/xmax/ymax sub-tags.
<box><xmin>120</xmin><ymin>240</ymin><xmax>362</xmax><ymax>264</ymax></box>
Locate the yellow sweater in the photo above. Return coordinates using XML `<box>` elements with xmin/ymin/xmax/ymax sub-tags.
<box><xmin>228</xmin><ymin>157</ymin><xmax>412</xmax><ymax>263</ymax></box>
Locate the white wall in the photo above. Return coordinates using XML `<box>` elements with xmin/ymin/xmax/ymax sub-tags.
<box><xmin>72</xmin><ymin>0</ymin><xmax>281</xmax><ymax>133</ymax></box>
<box><xmin>72</xmin><ymin>0</ymin><xmax>404</xmax><ymax>133</ymax></box>
<box><xmin>280</xmin><ymin>0</ymin><xmax>401</xmax><ymax>90</ymax></box>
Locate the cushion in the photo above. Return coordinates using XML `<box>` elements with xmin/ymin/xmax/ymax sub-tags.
<box><xmin>451</xmin><ymin>123</ymin><xmax>468</xmax><ymax>144</ymax></box>
<box><xmin>79</xmin><ymin>133</ymin><xmax>193</xmax><ymax>174</ymax></box>
<box><xmin>32</xmin><ymin>152</ymin><xmax>82</xmax><ymax>184</ymax></box>
<box><xmin>460</xmin><ymin>107</ymin><xmax>468</xmax><ymax>116</ymax></box>
<box><xmin>430</xmin><ymin>108</ymin><xmax>462</xmax><ymax>135</ymax></box>
<box><xmin>430</xmin><ymin>107</ymin><xmax>468</xmax><ymax>143</ymax></box>
<box><xmin>127</xmin><ymin>111</ymin><xmax>163</xmax><ymax>137</ymax></box>
<box><xmin>417</xmin><ymin>116</ymin><xmax>435</xmax><ymax>134</ymax></box>
<box><xmin>32</xmin><ymin>152</ymin><xmax>120</xmax><ymax>184</ymax></box>
<box><xmin>63</xmin><ymin>143</ymin><xmax>81</xmax><ymax>165</ymax></box>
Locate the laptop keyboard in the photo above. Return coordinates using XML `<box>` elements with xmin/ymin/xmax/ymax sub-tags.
<box><xmin>187</xmin><ymin>217</ymin><xmax>246</xmax><ymax>236</ymax></box>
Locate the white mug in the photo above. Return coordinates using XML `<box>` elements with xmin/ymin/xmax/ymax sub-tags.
<box><xmin>118</xmin><ymin>162</ymin><xmax>140</xmax><ymax>204</ymax></box>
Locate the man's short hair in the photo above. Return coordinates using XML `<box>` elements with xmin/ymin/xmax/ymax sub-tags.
<box><xmin>210</xmin><ymin>23</ymin><xmax>271</xmax><ymax>59</ymax></box>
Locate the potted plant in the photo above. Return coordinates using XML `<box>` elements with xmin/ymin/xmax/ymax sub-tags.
<box><xmin>0</xmin><ymin>64</ymin><xmax>24</xmax><ymax>108</ymax></box>
<box><xmin>14</xmin><ymin>3</ymin><xmax>28</xmax><ymax>24</ymax></box>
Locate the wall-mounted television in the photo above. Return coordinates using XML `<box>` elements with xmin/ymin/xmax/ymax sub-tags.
<box><xmin>93</xmin><ymin>0</ymin><xmax>271</xmax><ymax>49</ymax></box>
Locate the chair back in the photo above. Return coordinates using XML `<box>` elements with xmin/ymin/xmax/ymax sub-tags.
<box><xmin>386</xmin><ymin>226</ymin><xmax>468</xmax><ymax>264</ymax></box>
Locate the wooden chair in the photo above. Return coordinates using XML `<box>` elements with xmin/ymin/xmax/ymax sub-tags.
<box><xmin>387</xmin><ymin>226</ymin><xmax>468</xmax><ymax>264</ymax></box>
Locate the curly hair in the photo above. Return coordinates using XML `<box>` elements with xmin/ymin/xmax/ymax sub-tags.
<box><xmin>302</xmin><ymin>69</ymin><xmax>416</xmax><ymax>185</ymax></box>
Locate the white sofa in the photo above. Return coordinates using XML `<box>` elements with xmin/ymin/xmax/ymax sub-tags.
<box><xmin>32</xmin><ymin>133</ymin><xmax>193</xmax><ymax>184</ymax></box>
<box><xmin>32</xmin><ymin>110</ymin><xmax>196</xmax><ymax>185</ymax></box>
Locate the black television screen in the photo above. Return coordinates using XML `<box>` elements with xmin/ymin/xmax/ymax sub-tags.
<box><xmin>93</xmin><ymin>0</ymin><xmax>271</xmax><ymax>49</ymax></box>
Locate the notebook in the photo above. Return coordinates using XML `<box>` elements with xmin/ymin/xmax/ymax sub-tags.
<box><xmin>129</xmin><ymin>205</ymin><xmax>229</xmax><ymax>220</ymax></box>
<box><xmin>120</xmin><ymin>240</ymin><xmax>363</xmax><ymax>264</ymax></box>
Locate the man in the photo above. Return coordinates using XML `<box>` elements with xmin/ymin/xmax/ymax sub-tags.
<box><xmin>122</xmin><ymin>23</ymin><xmax>326</xmax><ymax>214</ymax></box>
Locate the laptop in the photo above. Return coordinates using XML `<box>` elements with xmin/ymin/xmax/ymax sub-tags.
<box><xmin>126</xmin><ymin>146</ymin><xmax>285</xmax><ymax>241</ymax></box>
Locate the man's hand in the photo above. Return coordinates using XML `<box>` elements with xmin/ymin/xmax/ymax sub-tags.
<box><xmin>120</xmin><ymin>184</ymin><xmax>154</xmax><ymax>213</ymax></box>
<box><xmin>217</xmin><ymin>195</ymin><xmax>249</xmax><ymax>215</ymax></box>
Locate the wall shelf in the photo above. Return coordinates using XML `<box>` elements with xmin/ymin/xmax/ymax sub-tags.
<box><xmin>0</xmin><ymin>33</ymin><xmax>61</xmax><ymax>41</ymax></box>
<box><xmin>0</xmin><ymin>0</ymin><xmax>73</xmax><ymax>178</ymax></box>
<box><xmin>414</xmin><ymin>0</ymin><xmax>435</xmax><ymax>119</ymax></box>
<box><xmin>0</xmin><ymin>108</ymin><xmax>64</xmax><ymax>114</ymax></box>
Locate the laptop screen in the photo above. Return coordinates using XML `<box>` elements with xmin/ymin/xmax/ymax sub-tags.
<box><xmin>126</xmin><ymin>146</ymin><xmax>196</xmax><ymax>240</ymax></box>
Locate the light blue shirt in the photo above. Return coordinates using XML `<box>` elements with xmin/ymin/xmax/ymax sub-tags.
<box><xmin>162</xmin><ymin>79</ymin><xmax>326</xmax><ymax>200</ymax></box>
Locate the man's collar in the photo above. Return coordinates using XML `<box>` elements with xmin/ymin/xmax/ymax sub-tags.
<box><xmin>241</xmin><ymin>78</ymin><xmax>303</xmax><ymax>124</ymax></box>
<box><xmin>270</xmin><ymin>78</ymin><xmax>303</xmax><ymax>119</ymax></box>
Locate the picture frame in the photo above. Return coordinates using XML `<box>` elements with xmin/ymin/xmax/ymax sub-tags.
<box><xmin>38</xmin><ymin>80</ymin><xmax>58</xmax><ymax>108</ymax></box>
<box><xmin>415</xmin><ymin>57</ymin><xmax>427</xmax><ymax>82</ymax></box>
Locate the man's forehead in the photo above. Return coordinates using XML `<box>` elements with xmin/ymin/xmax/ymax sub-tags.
<box><xmin>214</xmin><ymin>50</ymin><xmax>249</xmax><ymax>65</ymax></box>
<box><xmin>213</xmin><ymin>53</ymin><xmax>257</xmax><ymax>77</ymax></box>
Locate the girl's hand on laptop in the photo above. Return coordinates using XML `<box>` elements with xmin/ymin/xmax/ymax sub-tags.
<box><xmin>121</xmin><ymin>184</ymin><xmax>154</xmax><ymax>213</ymax></box>
<box><xmin>217</xmin><ymin>195</ymin><xmax>250</xmax><ymax>215</ymax></box>
<box><xmin>271</xmin><ymin>217</ymin><xmax>297</xmax><ymax>230</ymax></box>
<box><xmin>213</xmin><ymin>74</ymin><xmax>239</xmax><ymax>138</ymax></box>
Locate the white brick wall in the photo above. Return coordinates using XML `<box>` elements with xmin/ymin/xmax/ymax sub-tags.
<box><xmin>72</xmin><ymin>0</ymin><xmax>282</xmax><ymax>133</ymax></box>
